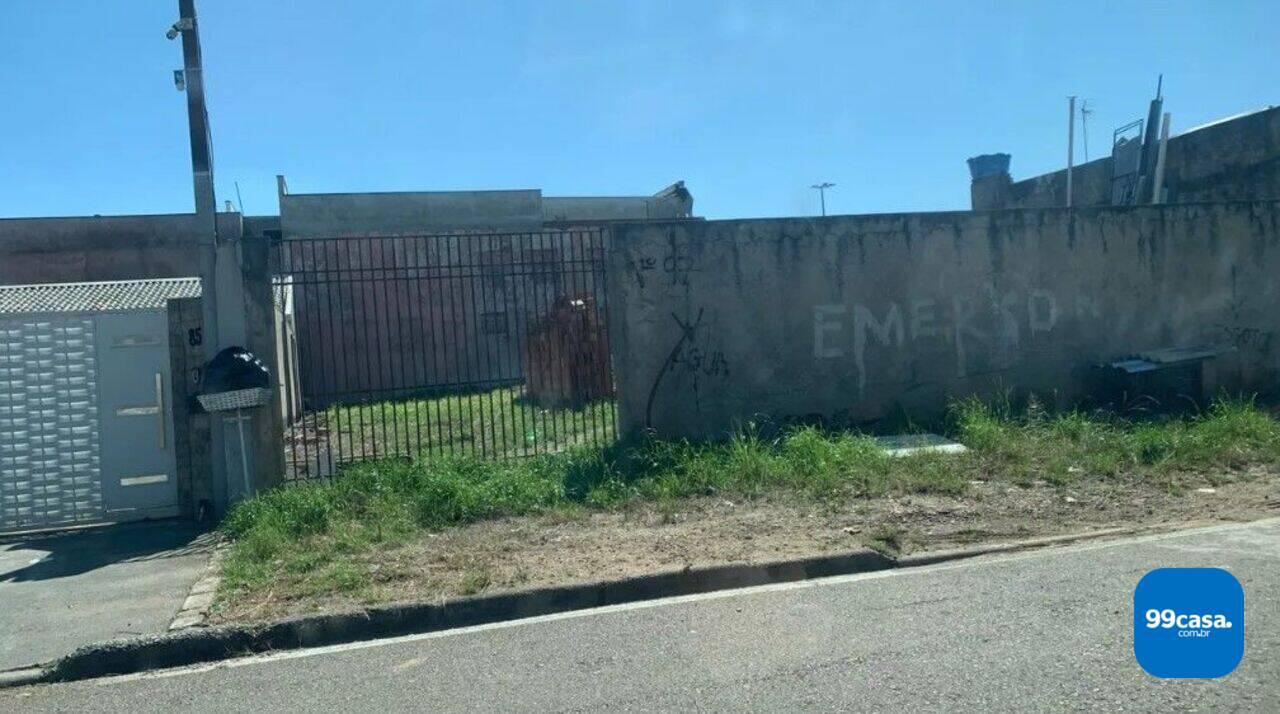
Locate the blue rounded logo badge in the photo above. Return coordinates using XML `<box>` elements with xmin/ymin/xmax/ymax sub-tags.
<box><xmin>1133</xmin><ymin>567</ymin><xmax>1244</xmax><ymax>678</ymax></box>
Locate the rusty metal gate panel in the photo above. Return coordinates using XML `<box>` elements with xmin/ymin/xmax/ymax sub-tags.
<box><xmin>272</xmin><ymin>229</ymin><xmax>617</xmax><ymax>479</ymax></box>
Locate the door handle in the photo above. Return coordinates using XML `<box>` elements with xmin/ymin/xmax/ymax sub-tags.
<box><xmin>156</xmin><ymin>372</ymin><xmax>166</xmax><ymax>450</ymax></box>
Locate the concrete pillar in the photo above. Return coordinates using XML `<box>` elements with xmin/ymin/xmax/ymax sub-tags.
<box><xmin>967</xmin><ymin>154</ymin><xmax>1012</xmax><ymax>210</ymax></box>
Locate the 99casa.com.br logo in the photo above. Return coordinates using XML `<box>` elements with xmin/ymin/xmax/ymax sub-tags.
<box><xmin>1134</xmin><ymin>568</ymin><xmax>1244</xmax><ymax>678</ymax></box>
<box><xmin>1143</xmin><ymin>608</ymin><xmax>1234</xmax><ymax>637</ymax></box>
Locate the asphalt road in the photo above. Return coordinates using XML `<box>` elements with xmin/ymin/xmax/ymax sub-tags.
<box><xmin>0</xmin><ymin>521</ymin><xmax>210</xmax><ymax>671</ymax></box>
<box><xmin>7</xmin><ymin>519</ymin><xmax>1279</xmax><ymax>712</ymax></box>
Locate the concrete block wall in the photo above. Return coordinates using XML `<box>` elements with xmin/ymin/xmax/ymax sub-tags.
<box><xmin>607</xmin><ymin>201</ymin><xmax>1280</xmax><ymax>439</ymax></box>
<box><xmin>167</xmin><ymin>297</ymin><xmax>213</xmax><ymax>519</ymax></box>
<box><xmin>239</xmin><ymin>236</ymin><xmax>286</xmax><ymax>489</ymax></box>
<box><xmin>975</xmin><ymin>106</ymin><xmax>1280</xmax><ymax>210</ymax></box>
<box><xmin>0</xmin><ymin>212</ymin><xmax>242</xmax><ymax>285</ymax></box>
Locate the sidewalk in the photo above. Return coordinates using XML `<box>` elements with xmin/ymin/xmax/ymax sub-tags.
<box><xmin>0</xmin><ymin>521</ymin><xmax>212</xmax><ymax>671</ymax></box>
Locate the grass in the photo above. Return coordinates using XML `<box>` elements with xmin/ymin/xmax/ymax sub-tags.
<box><xmin>950</xmin><ymin>395</ymin><xmax>1280</xmax><ymax>489</ymax></box>
<box><xmin>225</xmin><ymin>396</ymin><xmax>1280</xmax><ymax>604</ymax></box>
<box><xmin>306</xmin><ymin>386</ymin><xmax>616</xmax><ymax>463</ymax></box>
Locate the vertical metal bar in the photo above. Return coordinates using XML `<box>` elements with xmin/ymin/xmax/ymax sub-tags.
<box><xmin>292</xmin><ymin>243</ymin><xmax>312</xmax><ymax>477</ymax></box>
<box><xmin>282</xmin><ymin>243</ymin><xmax>300</xmax><ymax>478</ymax></box>
<box><xmin>415</xmin><ymin>235</ymin><xmax>442</xmax><ymax>458</ymax></box>
<box><xmin>429</xmin><ymin>234</ymin><xmax>455</xmax><ymax>456</ymax></box>
<box><xmin>443</xmin><ymin>234</ymin><xmax>471</xmax><ymax>458</ymax></box>
<box><xmin>401</xmin><ymin>235</ymin><xmax>426</xmax><ymax>460</ymax></box>
<box><xmin>291</xmin><ymin>242</ymin><xmax>304</xmax><ymax>477</ymax></box>
<box><xmin>306</xmin><ymin>239</ymin><xmax>329</xmax><ymax>477</ymax></box>
<box><xmin>560</xmin><ymin>231</ymin><xmax>578</xmax><ymax>448</ymax></box>
<box><xmin>516</xmin><ymin>232</ymin><xmax>542</xmax><ymax>458</ymax></box>
<box><xmin>387</xmin><ymin>236</ymin><xmax>413</xmax><ymax>459</ymax></box>
<box><xmin>351</xmin><ymin>237</ymin><xmax>377</xmax><ymax>461</ymax></box>
<box><xmin>312</xmin><ymin>239</ymin><xmax>327</xmax><ymax>476</ymax></box>
<box><xmin>322</xmin><ymin>238</ymin><xmax>344</xmax><ymax>477</ymax></box>
<box><xmin>551</xmin><ymin>231</ymin><xmax>569</xmax><ymax>452</ymax></box>
<box><xmin>492</xmin><ymin>236</ymin><xmax>519</xmax><ymax>459</ymax></box>
<box><xmin>583</xmin><ymin>229</ymin><xmax>603</xmax><ymax>448</ymax></box>
<box><xmin>565</xmin><ymin>231</ymin><xmax>580</xmax><ymax>448</ymax></box>
<box><xmin>533</xmin><ymin>231</ymin><xmax>558</xmax><ymax>453</ymax></box>
<box><xmin>568</xmin><ymin>230</ymin><xmax>589</xmax><ymax>448</ymax></box>
<box><xmin>508</xmin><ymin>234</ymin><xmax>531</xmax><ymax>459</ymax></box>
<box><xmin>481</xmin><ymin>235</ymin><xmax>514</xmax><ymax>458</ymax></box>
<box><xmin>470</xmin><ymin>235</ymin><xmax>500</xmax><ymax>458</ymax></box>
<box><xmin>456</xmin><ymin>233</ymin><xmax>484</xmax><ymax>458</ymax></box>
<box><xmin>478</xmin><ymin>236</ymin><xmax>503</xmax><ymax>458</ymax></box>
<box><xmin>374</xmin><ymin>237</ymin><xmax>399</xmax><ymax>459</ymax></box>
<box><xmin>298</xmin><ymin>242</ymin><xmax>316</xmax><ymax>478</ymax></box>
<box><xmin>368</xmin><ymin>239</ymin><xmax>391</xmax><ymax>465</ymax></box>
<box><xmin>459</xmin><ymin>234</ymin><xmax>483</xmax><ymax>456</ymax></box>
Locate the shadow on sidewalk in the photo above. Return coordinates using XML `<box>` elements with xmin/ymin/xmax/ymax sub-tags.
<box><xmin>0</xmin><ymin>521</ymin><xmax>213</xmax><ymax>583</ymax></box>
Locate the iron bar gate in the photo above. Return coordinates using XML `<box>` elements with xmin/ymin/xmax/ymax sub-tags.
<box><xmin>271</xmin><ymin>229</ymin><xmax>617</xmax><ymax>480</ymax></box>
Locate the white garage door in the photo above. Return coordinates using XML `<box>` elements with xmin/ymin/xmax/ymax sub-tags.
<box><xmin>0</xmin><ymin>278</ymin><xmax>198</xmax><ymax>534</ymax></box>
<box><xmin>0</xmin><ymin>315</ymin><xmax>105</xmax><ymax>531</ymax></box>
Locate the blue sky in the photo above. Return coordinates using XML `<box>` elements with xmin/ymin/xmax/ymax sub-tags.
<box><xmin>1</xmin><ymin>1</ymin><xmax>1275</xmax><ymax>220</ymax></box>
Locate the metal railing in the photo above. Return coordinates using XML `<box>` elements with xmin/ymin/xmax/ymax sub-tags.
<box><xmin>272</xmin><ymin>229</ymin><xmax>617</xmax><ymax>479</ymax></box>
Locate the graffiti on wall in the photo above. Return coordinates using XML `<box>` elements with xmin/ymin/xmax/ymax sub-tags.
<box><xmin>814</xmin><ymin>289</ymin><xmax>1103</xmax><ymax>393</ymax></box>
<box><xmin>643</xmin><ymin>308</ymin><xmax>733</xmax><ymax>427</ymax></box>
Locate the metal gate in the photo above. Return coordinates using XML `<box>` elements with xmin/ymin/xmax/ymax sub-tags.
<box><xmin>272</xmin><ymin>229</ymin><xmax>617</xmax><ymax>480</ymax></box>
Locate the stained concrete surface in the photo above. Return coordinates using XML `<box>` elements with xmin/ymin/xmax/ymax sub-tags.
<box><xmin>609</xmin><ymin>202</ymin><xmax>1280</xmax><ymax>439</ymax></box>
<box><xmin>0</xmin><ymin>521</ymin><xmax>212</xmax><ymax>671</ymax></box>
<box><xmin>7</xmin><ymin>519</ymin><xmax>1278</xmax><ymax>711</ymax></box>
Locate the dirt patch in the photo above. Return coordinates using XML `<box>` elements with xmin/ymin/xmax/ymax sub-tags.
<box><xmin>212</xmin><ymin>471</ymin><xmax>1280</xmax><ymax>624</ymax></box>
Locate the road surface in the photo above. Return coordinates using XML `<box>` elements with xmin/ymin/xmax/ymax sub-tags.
<box><xmin>6</xmin><ymin>519</ymin><xmax>1279</xmax><ymax>712</ymax></box>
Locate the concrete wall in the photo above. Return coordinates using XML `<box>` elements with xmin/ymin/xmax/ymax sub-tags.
<box><xmin>0</xmin><ymin>212</ymin><xmax>242</xmax><ymax>285</ymax></box>
<box><xmin>239</xmin><ymin>236</ymin><xmax>287</xmax><ymax>488</ymax></box>
<box><xmin>167</xmin><ymin>297</ymin><xmax>212</xmax><ymax>520</ymax></box>
<box><xmin>543</xmin><ymin>195</ymin><xmax>688</xmax><ymax>222</ymax></box>
<box><xmin>607</xmin><ymin>202</ymin><xmax>1280</xmax><ymax>439</ymax></box>
<box><xmin>280</xmin><ymin>190</ymin><xmax>544</xmax><ymax>238</ymax></box>
<box><xmin>279</xmin><ymin>183</ymin><xmax>693</xmax><ymax>238</ymax></box>
<box><xmin>974</xmin><ymin>106</ymin><xmax>1280</xmax><ymax>210</ymax></box>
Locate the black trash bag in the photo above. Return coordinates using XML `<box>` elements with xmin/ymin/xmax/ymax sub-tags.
<box><xmin>200</xmin><ymin>346</ymin><xmax>271</xmax><ymax>394</ymax></box>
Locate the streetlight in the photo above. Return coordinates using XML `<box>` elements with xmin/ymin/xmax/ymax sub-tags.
<box><xmin>811</xmin><ymin>182</ymin><xmax>835</xmax><ymax>217</ymax></box>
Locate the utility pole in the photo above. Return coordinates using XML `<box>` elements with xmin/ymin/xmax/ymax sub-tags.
<box><xmin>1080</xmin><ymin>99</ymin><xmax>1093</xmax><ymax>162</ymax></box>
<box><xmin>1066</xmin><ymin>96</ymin><xmax>1076</xmax><ymax>208</ymax></box>
<box><xmin>811</xmin><ymin>182</ymin><xmax>835</xmax><ymax>217</ymax></box>
<box><xmin>171</xmin><ymin>0</ymin><xmax>230</xmax><ymax>512</ymax></box>
<box><xmin>172</xmin><ymin>0</ymin><xmax>220</xmax><ymax>351</ymax></box>
<box><xmin>1139</xmin><ymin>75</ymin><xmax>1165</xmax><ymax>203</ymax></box>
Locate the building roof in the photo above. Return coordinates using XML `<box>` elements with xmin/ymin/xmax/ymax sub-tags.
<box><xmin>0</xmin><ymin>277</ymin><xmax>201</xmax><ymax>315</ymax></box>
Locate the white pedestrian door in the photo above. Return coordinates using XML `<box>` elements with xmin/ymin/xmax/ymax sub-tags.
<box><xmin>0</xmin><ymin>310</ymin><xmax>179</xmax><ymax>533</ymax></box>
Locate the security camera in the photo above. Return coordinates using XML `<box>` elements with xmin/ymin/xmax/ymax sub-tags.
<box><xmin>166</xmin><ymin>17</ymin><xmax>193</xmax><ymax>40</ymax></box>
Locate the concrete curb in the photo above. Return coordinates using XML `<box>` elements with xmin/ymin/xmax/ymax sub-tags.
<box><xmin>39</xmin><ymin>549</ymin><xmax>895</xmax><ymax>685</ymax></box>
<box><xmin>0</xmin><ymin>667</ymin><xmax>48</xmax><ymax>689</ymax></box>
<box><xmin>893</xmin><ymin>526</ymin><xmax>1140</xmax><ymax>567</ymax></box>
<box><xmin>169</xmin><ymin>545</ymin><xmax>227</xmax><ymax>631</ymax></box>
<box><xmin>8</xmin><ymin>524</ymin><xmax>1166</xmax><ymax>687</ymax></box>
